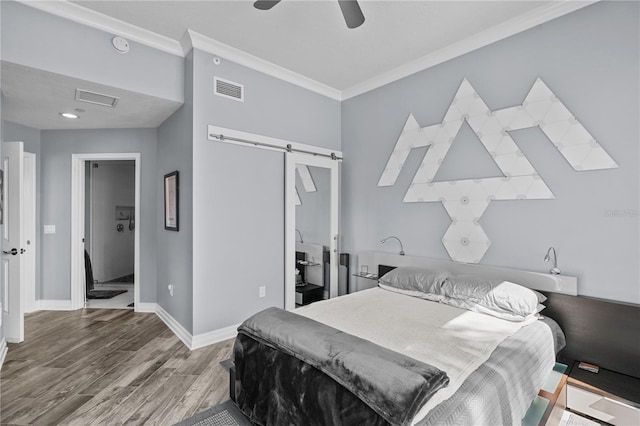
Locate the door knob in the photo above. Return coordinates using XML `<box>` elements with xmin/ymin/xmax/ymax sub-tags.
<box><xmin>2</xmin><ymin>248</ymin><xmax>18</xmax><ymax>255</ymax></box>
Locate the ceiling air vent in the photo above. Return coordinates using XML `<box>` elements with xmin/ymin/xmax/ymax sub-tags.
<box><xmin>75</xmin><ymin>89</ymin><xmax>119</xmax><ymax>107</ymax></box>
<box><xmin>214</xmin><ymin>77</ymin><xmax>244</xmax><ymax>102</ymax></box>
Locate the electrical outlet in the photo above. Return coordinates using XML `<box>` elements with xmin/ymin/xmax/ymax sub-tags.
<box><xmin>259</xmin><ymin>286</ymin><xmax>266</xmax><ymax>298</ymax></box>
<box><xmin>168</xmin><ymin>284</ymin><xmax>174</xmax><ymax>297</ymax></box>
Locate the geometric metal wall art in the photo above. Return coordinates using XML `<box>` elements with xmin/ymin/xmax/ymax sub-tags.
<box><xmin>295</xmin><ymin>164</ymin><xmax>317</xmax><ymax>206</ymax></box>
<box><xmin>378</xmin><ymin>78</ymin><xmax>618</xmax><ymax>263</ymax></box>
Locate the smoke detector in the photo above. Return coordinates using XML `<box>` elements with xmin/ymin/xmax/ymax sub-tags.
<box><xmin>112</xmin><ymin>36</ymin><xmax>130</xmax><ymax>53</ymax></box>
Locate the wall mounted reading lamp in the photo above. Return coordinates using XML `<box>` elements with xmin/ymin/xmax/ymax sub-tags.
<box><xmin>381</xmin><ymin>236</ymin><xmax>405</xmax><ymax>256</ymax></box>
<box><xmin>544</xmin><ymin>246</ymin><xmax>561</xmax><ymax>275</ymax></box>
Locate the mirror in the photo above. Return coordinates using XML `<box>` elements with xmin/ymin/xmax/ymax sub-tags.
<box><xmin>285</xmin><ymin>154</ymin><xmax>339</xmax><ymax>310</ymax></box>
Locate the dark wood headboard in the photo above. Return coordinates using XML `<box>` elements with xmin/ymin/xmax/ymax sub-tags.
<box><xmin>378</xmin><ymin>264</ymin><xmax>396</xmax><ymax>278</ymax></box>
<box><xmin>543</xmin><ymin>292</ymin><xmax>640</xmax><ymax>378</ymax></box>
<box><xmin>377</xmin><ymin>263</ymin><xmax>639</xmax><ymax>378</ymax></box>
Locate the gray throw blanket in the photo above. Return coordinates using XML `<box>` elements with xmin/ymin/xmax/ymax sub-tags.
<box><xmin>238</xmin><ymin>307</ymin><xmax>450</xmax><ymax>426</ymax></box>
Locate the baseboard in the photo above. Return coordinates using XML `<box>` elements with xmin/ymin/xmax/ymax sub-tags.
<box><xmin>135</xmin><ymin>302</ymin><xmax>157</xmax><ymax>313</ymax></box>
<box><xmin>191</xmin><ymin>323</ymin><xmax>239</xmax><ymax>350</ymax></box>
<box><xmin>0</xmin><ymin>338</ymin><xmax>8</xmax><ymax>370</ymax></box>
<box><xmin>154</xmin><ymin>303</ymin><xmax>238</xmax><ymax>350</ymax></box>
<box><xmin>29</xmin><ymin>300</ymin><xmax>237</xmax><ymax>351</ymax></box>
<box><xmin>155</xmin><ymin>303</ymin><xmax>193</xmax><ymax>349</ymax></box>
<box><xmin>36</xmin><ymin>299</ymin><xmax>73</xmax><ymax>311</ymax></box>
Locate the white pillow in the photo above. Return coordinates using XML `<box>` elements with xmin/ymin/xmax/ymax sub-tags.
<box><xmin>378</xmin><ymin>266</ymin><xmax>449</xmax><ymax>296</ymax></box>
<box><xmin>441</xmin><ymin>276</ymin><xmax>540</xmax><ymax>322</ymax></box>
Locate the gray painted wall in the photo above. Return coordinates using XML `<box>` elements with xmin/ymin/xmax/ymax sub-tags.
<box><xmin>191</xmin><ymin>48</ymin><xmax>341</xmax><ymax>334</ymax></box>
<box><xmin>1</xmin><ymin>1</ymin><xmax>183</xmax><ymax>103</ymax></box>
<box><xmin>156</xmin><ymin>52</ymin><xmax>194</xmax><ymax>333</ymax></box>
<box><xmin>2</xmin><ymin>121</ymin><xmax>42</xmax><ymax>299</ymax></box>
<box><xmin>341</xmin><ymin>1</ymin><xmax>639</xmax><ymax>304</ymax></box>
<box><xmin>39</xmin><ymin>128</ymin><xmax>158</xmax><ymax>303</ymax></box>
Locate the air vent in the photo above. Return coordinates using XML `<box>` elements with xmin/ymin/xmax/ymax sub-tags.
<box><xmin>75</xmin><ymin>89</ymin><xmax>119</xmax><ymax>107</ymax></box>
<box><xmin>214</xmin><ymin>77</ymin><xmax>244</xmax><ymax>102</ymax></box>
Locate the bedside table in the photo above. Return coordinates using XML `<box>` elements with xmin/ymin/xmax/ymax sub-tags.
<box><xmin>295</xmin><ymin>283</ymin><xmax>324</xmax><ymax>306</ymax></box>
<box><xmin>566</xmin><ymin>361</ymin><xmax>640</xmax><ymax>425</ymax></box>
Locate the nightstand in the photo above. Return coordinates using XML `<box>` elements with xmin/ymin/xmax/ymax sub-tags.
<box><xmin>565</xmin><ymin>361</ymin><xmax>640</xmax><ymax>425</ymax></box>
<box><xmin>295</xmin><ymin>283</ymin><xmax>324</xmax><ymax>306</ymax></box>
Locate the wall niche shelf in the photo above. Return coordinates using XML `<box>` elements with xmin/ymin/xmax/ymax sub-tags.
<box><xmin>352</xmin><ymin>272</ymin><xmax>379</xmax><ymax>280</ymax></box>
<box><xmin>297</xmin><ymin>260</ymin><xmax>320</xmax><ymax>267</ymax></box>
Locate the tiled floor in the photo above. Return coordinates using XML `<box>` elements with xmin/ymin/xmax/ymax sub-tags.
<box><xmin>86</xmin><ymin>283</ymin><xmax>134</xmax><ymax>309</ymax></box>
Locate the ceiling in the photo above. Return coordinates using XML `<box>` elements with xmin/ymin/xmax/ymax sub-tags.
<box><xmin>3</xmin><ymin>1</ymin><xmax>592</xmax><ymax>130</ymax></box>
<box><xmin>71</xmin><ymin>0</ymin><xmax>559</xmax><ymax>91</ymax></box>
<box><xmin>1</xmin><ymin>62</ymin><xmax>182</xmax><ymax>130</ymax></box>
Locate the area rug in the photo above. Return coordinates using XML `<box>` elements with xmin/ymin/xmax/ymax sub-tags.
<box><xmin>86</xmin><ymin>289</ymin><xmax>128</xmax><ymax>299</ymax></box>
<box><xmin>174</xmin><ymin>400</ymin><xmax>253</xmax><ymax>426</ymax></box>
<box><xmin>105</xmin><ymin>273</ymin><xmax>134</xmax><ymax>283</ymax></box>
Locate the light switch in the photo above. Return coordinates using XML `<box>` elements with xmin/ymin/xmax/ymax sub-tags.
<box><xmin>44</xmin><ymin>225</ymin><xmax>56</xmax><ymax>234</ymax></box>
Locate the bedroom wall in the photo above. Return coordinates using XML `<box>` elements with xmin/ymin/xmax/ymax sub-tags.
<box><xmin>156</xmin><ymin>51</ymin><xmax>194</xmax><ymax>334</ymax></box>
<box><xmin>341</xmin><ymin>1</ymin><xmax>639</xmax><ymax>304</ymax></box>
<box><xmin>39</xmin><ymin>128</ymin><xmax>158</xmax><ymax>303</ymax></box>
<box><xmin>191</xmin><ymin>48</ymin><xmax>341</xmax><ymax>335</ymax></box>
<box><xmin>1</xmin><ymin>1</ymin><xmax>183</xmax><ymax>103</ymax></box>
<box><xmin>2</xmin><ymin>121</ymin><xmax>42</xmax><ymax>299</ymax></box>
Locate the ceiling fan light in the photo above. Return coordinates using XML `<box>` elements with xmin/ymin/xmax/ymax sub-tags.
<box><xmin>254</xmin><ymin>0</ymin><xmax>281</xmax><ymax>11</ymax></box>
<box><xmin>338</xmin><ymin>0</ymin><xmax>365</xmax><ymax>29</ymax></box>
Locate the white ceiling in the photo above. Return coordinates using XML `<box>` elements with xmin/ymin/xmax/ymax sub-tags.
<box><xmin>4</xmin><ymin>1</ymin><xmax>593</xmax><ymax>131</ymax></box>
<box><xmin>1</xmin><ymin>62</ymin><xmax>182</xmax><ymax>130</ymax></box>
<box><xmin>71</xmin><ymin>0</ymin><xmax>559</xmax><ymax>91</ymax></box>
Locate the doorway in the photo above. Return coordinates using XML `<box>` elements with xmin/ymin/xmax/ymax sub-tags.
<box><xmin>285</xmin><ymin>153</ymin><xmax>339</xmax><ymax>311</ymax></box>
<box><xmin>70</xmin><ymin>153</ymin><xmax>141</xmax><ymax>312</ymax></box>
<box><xmin>84</xmin><ymin>160</ymin><xmax>135</xmax><ymax>309</ymax></box>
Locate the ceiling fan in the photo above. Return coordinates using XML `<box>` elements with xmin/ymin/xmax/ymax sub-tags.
<box><xmin>254</xmin><ymin>0</ymin><xmax>365</xmax><ymax>29</ymax></box>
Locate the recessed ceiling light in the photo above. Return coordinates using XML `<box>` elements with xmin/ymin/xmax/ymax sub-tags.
<box><xmin>60</xmin><ymin>112</ymin><xmax>78</xmax><ymax>119</ymax></box>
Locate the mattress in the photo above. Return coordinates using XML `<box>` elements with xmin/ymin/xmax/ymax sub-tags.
<box><xmin>295</xmin><ymin>287</ymin><xmax>558</xmax><ymax>425</ymax></box>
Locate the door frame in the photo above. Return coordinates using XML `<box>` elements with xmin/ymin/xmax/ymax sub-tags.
<box><xmin>285</xmin><ymin>152</ymin><xmax>340</xmax><ymax>311</ymax></box>
<box><xmin>23</xmin><ymin>152</ymin><xmax>37</xmax><ymax>313</ymax></box>
<box><xmin>70</xmin><ymin>153</ymin><xmax>141</xmax><ymax>311</ymax></box>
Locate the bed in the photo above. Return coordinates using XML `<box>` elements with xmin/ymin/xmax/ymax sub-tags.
<box><xmin>230</xmin><ymin>253</ymin><xmax>575</xmax><ymax>426</ymax></box>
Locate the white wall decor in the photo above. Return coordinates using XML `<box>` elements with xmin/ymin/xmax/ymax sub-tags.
<box><xmin>295</xmin><ymin>164</ymin><xmax>316</xmax><ymax>206</ymax></box>
<box><xmin>379</xmin><ymin>78</ymin><xmax>618</xmax><ymax>263</ymax></box>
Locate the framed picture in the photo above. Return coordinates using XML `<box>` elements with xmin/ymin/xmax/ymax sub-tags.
<box><xmin>164</xmin><ymin>171</ymin><xmax>179</xmax><ymax>231</ymax></box>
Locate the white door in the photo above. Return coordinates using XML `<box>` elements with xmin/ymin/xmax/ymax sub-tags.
<box><xmin>2</xmin><ymin>141</ymin><xmax>25</xmax><ymax>343</ymax></box>
<box><xmin>23</xmin><ymin>152</ymin><xmax>37</xmax><ymax>313</ymax></box>
<box><xmin>285</xmin><ymin>152</ymin><xmax>340</xmax><ymax>311</ymax></box>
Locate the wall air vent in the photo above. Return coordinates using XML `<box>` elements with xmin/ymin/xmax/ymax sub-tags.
<box><xmin>75</xmin><ymin>89</ymin><xmax>119</xmax><ymax>107</ymax></box>
<box><xmin>214</xmin><ymin>77</ymin><xmax>244</xmax><ymax>102</ymax></box>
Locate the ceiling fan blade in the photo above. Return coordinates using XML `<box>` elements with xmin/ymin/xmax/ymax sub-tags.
<box><xmin>338</xmin><ymin>0</ymin><xmax>365</xmax><ymax>29</ymax></box>
<box><xmin>254</xmin><ymin>0</ymin><xmax>281</xmax><ymax>11</ymax></box>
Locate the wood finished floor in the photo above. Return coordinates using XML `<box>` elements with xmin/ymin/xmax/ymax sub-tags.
<box><xmin>0</xmin><ymin>309</ymin><xmax>234</xmax><ymax>425</ymax></box>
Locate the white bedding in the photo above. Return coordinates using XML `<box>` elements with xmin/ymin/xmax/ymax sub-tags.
<box><xmin>296</xmin><ymin>287</ymin><xmax>540</xmax><ymax>424</ymax></box>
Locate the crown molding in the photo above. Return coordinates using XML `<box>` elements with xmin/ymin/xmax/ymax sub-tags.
<box><xmin>341</xmin><ymin>1</ymin><xmax>598</xmax><ymax>100</ymax></box>
<box><xmin>187</xmin><ymin>30</ymin><xmax>342</xmax><ymax>101</ymax></box>
<box><xmin>18</xmin><ymin>0</ymin><xmax>184</xmax><ymax>57</ymax></box>
<box><xmin>18</xmin><ymin>0</ymin><xmax>596</xmax><ymax>102</ymax></box>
